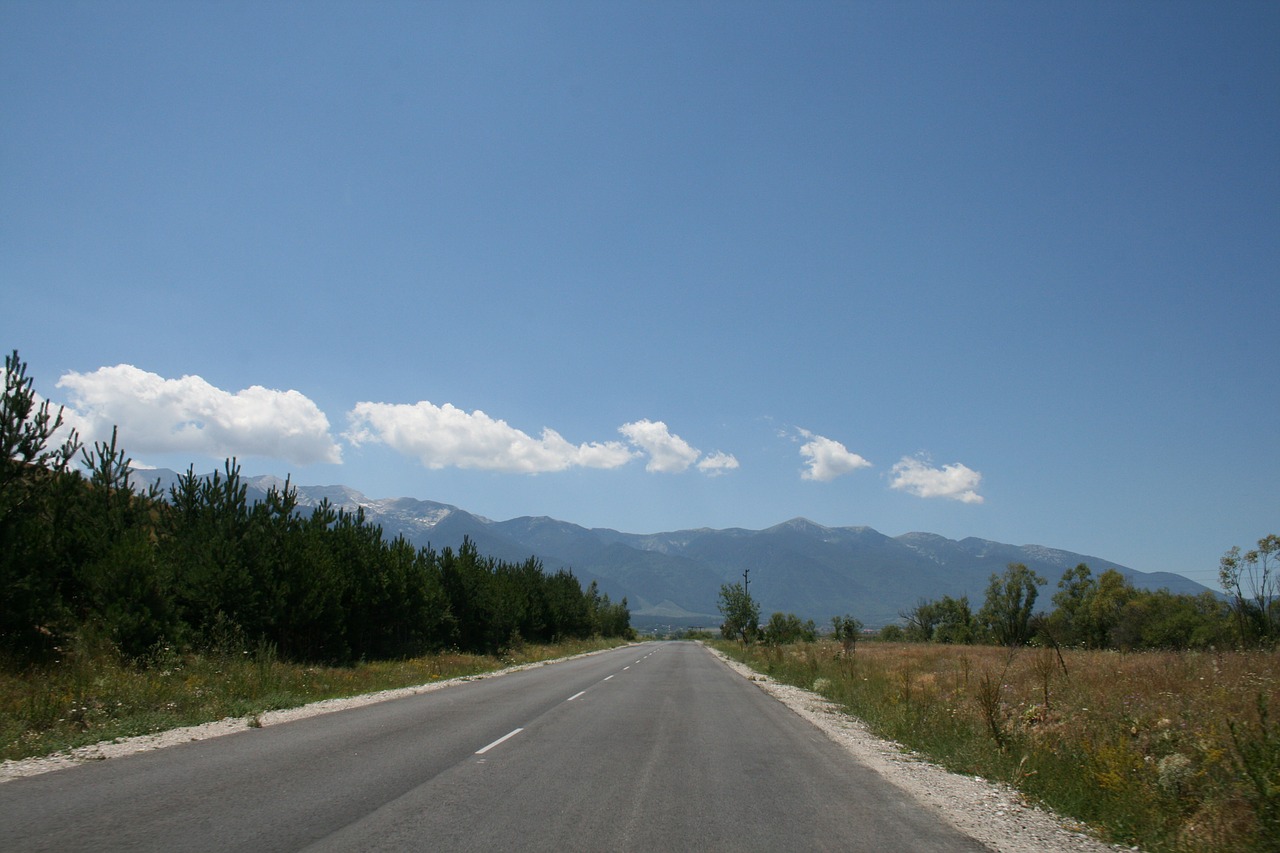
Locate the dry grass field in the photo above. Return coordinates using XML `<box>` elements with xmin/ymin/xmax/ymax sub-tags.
<box><xmin>721</xmin><ymin>640</ymin><xmax>1280</xmax><ymax>852</ymax></box>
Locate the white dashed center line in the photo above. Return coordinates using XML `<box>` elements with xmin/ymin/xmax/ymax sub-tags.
<box><xmin>476</xmin><ymin>728</ymin><xmax>524</xmax><ymax>755</ymax></box>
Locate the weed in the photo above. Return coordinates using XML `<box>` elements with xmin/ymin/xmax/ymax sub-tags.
<box><xmin>1229</xmin><ymin>694</ymin><xmax>1280</xmax><ymax>852</ymax></box>
<box><xmin>975</xmin><ymin>667</ymin><xmax>1007</xmax><ymax>748</ymax></box>
<box><xmin>1031</xmin><ymin>647</ymin><xmax>1058</xmax><ymax>711</ymax></box>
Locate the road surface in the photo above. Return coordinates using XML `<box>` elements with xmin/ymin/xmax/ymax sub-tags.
<box><xmin>1</xmin><ymin>641</ymin><xmax>987</xmax><ymax>851</ymax></box>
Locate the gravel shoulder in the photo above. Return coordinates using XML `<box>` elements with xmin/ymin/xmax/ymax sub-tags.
<box><xmin>4</xmin><ymin>643</ymin><xmax>1130</xmax><ymax>852</ymax></box>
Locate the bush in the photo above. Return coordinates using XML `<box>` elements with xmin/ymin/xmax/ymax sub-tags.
<box><xmin>762</xmin><ymin>612</ymin><xmax>817</xmax><ymax>646</ymax></box>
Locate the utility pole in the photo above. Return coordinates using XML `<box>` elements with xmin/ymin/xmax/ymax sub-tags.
<box><xmin>743</xmin><ymin>567</ymin><xmax>750</xmax><ymax>599</ymax></box>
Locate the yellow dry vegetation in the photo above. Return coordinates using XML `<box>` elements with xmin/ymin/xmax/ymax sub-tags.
<box><xmin>728</xmin><ymin>640</ymin><xmax>1280</xmax><ymax>852</ymax></box>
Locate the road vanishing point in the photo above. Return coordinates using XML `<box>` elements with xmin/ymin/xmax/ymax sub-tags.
<box><xmin>1</xmin><ymin>641</ymin><xmax>987</xmax><ymax>851</ymax></box>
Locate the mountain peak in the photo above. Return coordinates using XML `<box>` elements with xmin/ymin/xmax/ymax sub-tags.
<box><xmin>769</xmin><ymin>517</ymin><xmax>830</xmax><ymax>533</ymax></box>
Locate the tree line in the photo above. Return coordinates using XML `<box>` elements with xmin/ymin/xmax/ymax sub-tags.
<box><xmin>718</xmin><ymin>550</ymin><xmax>1277</xmax><ymax>652</ymax></box>
<box><xmin>895</xmin><ymin>552</ymin><xmax>1276</xmax><ymax>650</ymax></box>
<box><xmin>1</xmin><ymin>351</ymin><xmax>631</xmax><ymax>665</ymax></box>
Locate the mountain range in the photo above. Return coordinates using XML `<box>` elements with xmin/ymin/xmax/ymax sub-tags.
<box><xmin>139</xmin><ymin>469</ymin><xmax>1213</xmax><ymax>629</ymax></box>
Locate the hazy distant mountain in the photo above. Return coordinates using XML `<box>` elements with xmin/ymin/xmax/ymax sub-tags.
<box><xmin>138</xmin><ymin>468</ymin><xmax>1214</xmax><ymax>628</ymax></box>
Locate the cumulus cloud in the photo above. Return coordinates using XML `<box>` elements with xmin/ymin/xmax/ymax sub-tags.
<box><xmin>56</xmin><ymin>365</ymin><xmax>342</xmax><ymax>465</ymax></box>
<box><xmin>346</xmin><ymin>401</ymin><xmax>637</xmax><ymax>473</ymax></box>
<box><xmin>343</xmin><ymin>407</ymin><xmax>737</xmax><ymax>477</ymax></box>
<box><xmin>697</xmin><ymin>451</ymin><xmax>740</xmax><ymax>476</ymax></box>
<box><xmin>617</xmin><ymin>419</ymin><xmax>702</xmax><ymax>473</ymax></box>
<box><xmin>890</xmin><ymin>455</ymin><xmax>984</xmax><ymax>504</ymax></box>
<box><xmin>797</xmin><ymin>429</ymin><xmax>872</xmax><ymax>481</ymax></box>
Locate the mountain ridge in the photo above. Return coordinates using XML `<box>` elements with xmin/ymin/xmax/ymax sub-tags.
<box><xmin>135</xmin><ymin>468</ymin><xmax>1214</xmax><ymax>627</ymax></box>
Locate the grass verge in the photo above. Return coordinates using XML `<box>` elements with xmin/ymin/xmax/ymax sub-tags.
<box><xmin>715</xmin><ymin>640</ymin><xmax>1280</xmax><ymax>853</ymax></box>
<box><xmin>2</xmin><ymin>635</ymin><xmax>631</xmax><ymax>764</ymax></box>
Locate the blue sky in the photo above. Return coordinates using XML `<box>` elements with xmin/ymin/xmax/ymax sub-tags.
<box><xmin>3</xmin><ymin>1</ymin><xmax>1276</xmax><ymax>590</ymax></box>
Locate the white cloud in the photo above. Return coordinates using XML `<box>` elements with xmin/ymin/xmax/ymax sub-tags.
<box><xmin>890</xmin><ymin>455</ymin><xmax>984</xmax><ymax>504</ymax></box>
<box><xmin>346</xmin><ymin>401</ymin><xmax>637</xmax><ymax>473</ymax></box>
<box><xmin>56</xmin><ymin>365</ymin><xmax>342</xmax><ymax>465</ymax></box>
<box><xmin>344</xmin><ymin>407</ymin><xmax>736</xmax><ymax>477</ymax></box>
<box><xmin>697</xmin><ymin>451</ymin><xmax>740</xmax><ymax>476</ymax></box>
<box><xmin>618</xmin><ymin>419</ymin><xmax>702</xmax><ymax>473</ymax></box>
<box><xmin>797</xmin><ymin>429</ymin><xmax>872</xmax><ymax>481</ymax></box>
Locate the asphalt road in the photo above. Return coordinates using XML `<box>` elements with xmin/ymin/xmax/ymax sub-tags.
<box><xmin>1</xmin><ymin>642</ymin><xmax>987</xmax><ymax>852</ymax></box>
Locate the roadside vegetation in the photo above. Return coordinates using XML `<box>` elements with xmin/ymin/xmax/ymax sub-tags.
<box><xmin>714</xmin><ymin>535</ymin><xmax>1280</xmax><ymax>853</ymax></box>
<box><xmin>718</xmin><ymin>640</ymin><xmax>1279</xmax><ymax>853</ymax></box>
<box><xmin>2</xmin><ymin>636</ymin><xmax>626</xmax><ymax>763</ymax></box>
<box><xmin>2</xmin><ymin>349</ymin><xmax>633</xmax><ymax>761</ymax></box>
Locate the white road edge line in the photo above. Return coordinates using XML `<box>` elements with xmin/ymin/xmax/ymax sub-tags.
<box><xmin>567</xmin><ymin>691</ymin><xmax>586</xmax><ymax>701</ymax></box>
<box><xmin>603</xmin><ymin>675</ymin><xmax>614</xmax><ymax>681</ymax></box>
<box><xmin>476</xmin><ymin>728</ymin><xmax>524</xmax><ymax>755</ymax></box>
